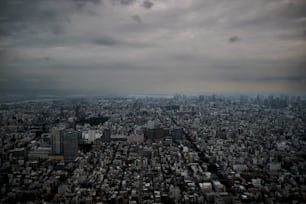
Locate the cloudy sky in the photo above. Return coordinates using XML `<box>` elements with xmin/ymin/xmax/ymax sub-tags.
<box><xmin>0</xmin><ymin>0</ymin><xmax>305</xmax><ymax>95</ymax></box>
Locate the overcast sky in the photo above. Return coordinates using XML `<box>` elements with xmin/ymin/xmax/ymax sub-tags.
<box><xmin>0</xmin><ymin>0</ymin><xmax>305</xmax><ymax>95</ymax></box>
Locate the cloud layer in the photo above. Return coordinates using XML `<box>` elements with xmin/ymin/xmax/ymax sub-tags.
<box><xmin>0</xmin><ymin>0</ymin><xmax>305</xmax><ymax>94</ymax></box>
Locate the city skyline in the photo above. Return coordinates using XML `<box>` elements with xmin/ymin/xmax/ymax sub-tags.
<box><xmin>0</xmin><ymin>0</ymin><xmax>306</xmax><ymax>95</ymax></box>
<box><xmin>1</xmin><ymin>95</ymin><xmax>305</xmax><ymax>203</ymax></box>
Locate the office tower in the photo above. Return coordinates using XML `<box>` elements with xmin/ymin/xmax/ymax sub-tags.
<box><xmin>102</xmin><ymin>129</ymin><xmax>111</xmax><ymax>142</ymax></box>
<box><xmin>51</xmin><ymin>128</ymin><xmax>78</xmax><ymax>161</ymax></box>
<box><xmin>75</xmin><ymin>106</ymin><xmax>80</xmax><ymax>119</ymax></box>
<box><xmin>51</xmin><ymin>128</ymin><xmax>63</xmax><ymax>155</ymax></box>
<box><xmin>63</xmin><ymin>129</ymin><xmax>78</xmax><ymax>162</ymax></box>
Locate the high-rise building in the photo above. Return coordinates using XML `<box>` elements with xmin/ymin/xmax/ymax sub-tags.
<box><xmin>102</xmin><ymin>129</ymin><xmax>111</xmax><ymax>143</ymax></box>
<box><xmin>51</xmin><ymin>128</ymin><xmax>63</xmax><ymax>155</ymax></box>
<box><xmin>63</xmin><ymin>129</ymin><xmax>78</xmax><ymax>162</ymax></box>
<box><xmin>51</xmin><ymin>128</ymin><xmax>78</xmax><ymax>162</ymax></box>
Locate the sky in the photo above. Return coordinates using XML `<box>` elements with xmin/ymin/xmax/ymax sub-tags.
<box><xmin>0</xmin><ymin>0</ymin><xmax>305</xmax><ymax>95</ymax></box>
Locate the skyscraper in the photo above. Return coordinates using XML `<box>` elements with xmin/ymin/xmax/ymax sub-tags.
<box><xmin>51</xmin><ymin>128</ymin><xmax>78</xmax><ymax>162</ymax></box>
<box><xmin>63</xmin><ymin>129</ymin><xmax>78</xmax><ymax>162</ymax></box>
<box><xmin>51</xmin><ymin>128</ymin><xmax>63</xmax><ymax>155</ymax></box>
<box><xmin>102</xmin><ymin>129</ymin><xmax>111</xmax><ymax>143</ymax></box>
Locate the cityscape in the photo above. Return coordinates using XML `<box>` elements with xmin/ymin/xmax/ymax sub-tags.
<box><xmin>0</xmin><ymin>94</ymin><xmax>305</xmax><ymax>203</ymax></box>
<box><xmin>1</xmin><ymin>0</ymin><xmax>306</xmax><ymax>203</ymax></box>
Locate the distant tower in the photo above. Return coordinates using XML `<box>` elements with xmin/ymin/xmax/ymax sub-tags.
<box><xmin>102</xmin><ymin>129</ymin><xmax>111</xmax><ymax>143</ymax></box>
<box><xmin>75</xmin><ymin>106</ymin><xmax>80</xmax><ymax>119</ymax></box>
<box><xmin>51</xmin><ymin>128</ymin><xmax>78</xmax><ymax>161</ymax></box>
<box><xmin>60</xmin><ymin>107</ymin><xmax>64</xmax><ymax>118</ymax></box>
<box><xmin>51</xmin><ymin>128</ymin><xmax>63</xmax><ymax>155</ymax></box>
<box><xmin>63</xmin><ymin>129</ymin><xmax>78</xmax><ymax>162</ymax></box>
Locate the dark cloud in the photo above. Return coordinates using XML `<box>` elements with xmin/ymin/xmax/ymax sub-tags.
<box><xmin>73</xmin><ymin>0</ymin><xmax>101</xmax><ymax>9</ymax></box>
<box><xmin>92</xmin><ymin>36</ymin><xmax>119</xmax><ymax>46</ymax></box>
<box><xmin>0</xmin><ymin>0</ymin><xmax>305</xmax><ymax>93</ymax></box>
<box><xmin>142</xmin><ymin>0</ymin><xmax>153</xmax><ymax>9</ymax></box>
<box><xmin>116</xmin><ymin>0</ymin><xmax>136</xmax><ymax>6</ymax></box>
<box><xmin>73</xmin><ymin>0</ymin><xmax>101</xmax><ymax>4</ymax></box>
<box><xmin>0</xmin><ymin>28</ymin><xmax>10</xmax><ymax>37</ymax></box>
<box><xmin>0</xmin><ymin>0</ymin><xmax>69</xmax><ymax>40</ymax></box>
<box><xmin>228</xmin><ymin>36</ymin><xmax>241</xmax><ymax>43</ymax></box>
<box><xmin>0</xmin><ymin>0</ymin><xmax>100</xmax><ymax>20</ymax></box>
<box><xmin>40</xmin><ymin>10</ymin><xmax>57</xmax><ymax>19</ymax></box>
<box><xmin>283</xmin><ymin>1</ymin><xmax>306</xmax><ymax>20</ymax></box>
<box><xmin>0</xmin><ymin>1</ymin><xmax>46</xmax><ymax>23</ymax></box>
<box><xmin>52</xmin><ymin>25</ymin><xmax>64</xmax><ymax>35</ymax></box>
<box><xmin>233</xmin><ymin>1</ymin><xmax>306</xmax><ymax>30</ymax></box>
<box><xmin>131</xmin><ymin>15</ymin><xmax>142</xmax><ymax>24</ymax></box>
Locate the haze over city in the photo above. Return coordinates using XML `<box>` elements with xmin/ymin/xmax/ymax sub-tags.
<box><xmin>0</xmin><ymin>0</ymin><xmax>305</xmax><ymax>95</ymax></box>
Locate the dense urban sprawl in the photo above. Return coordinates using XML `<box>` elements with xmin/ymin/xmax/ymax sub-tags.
<box><xmin>0</xmin><ymin>94</ymin><xmax>305</xmax><ymax>203</ymax></box>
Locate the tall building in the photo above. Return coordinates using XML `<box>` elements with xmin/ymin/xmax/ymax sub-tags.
<box><xmin>51</xmin><ymin>128</ymin><xmax>78</xmax><ymax>162</ymax></box>
<box><xmin>102</xmin><ymin>129</ymin><xmax>111</xmax><ymax>143</ymax></box>
<box><xmin>63</xmin><ymin>129</ymin><xmax>78</xmax><ymax>162</ymax></box>
<box><xmin>51</xmin><ymin>128</ymin><xmax>63</xmax><ymax>155</ymax></box>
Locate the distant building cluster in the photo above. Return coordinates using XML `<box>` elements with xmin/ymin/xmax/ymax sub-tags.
<box><xmin>0</xmin><ymin>94</ymin><xmax>305</xmax><ymax>203</ymax></box>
